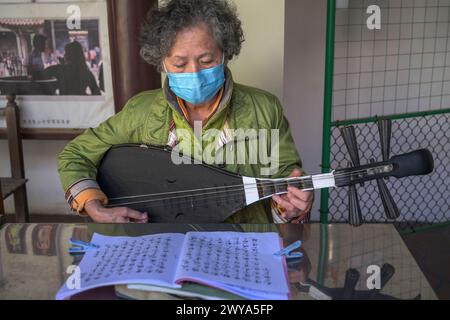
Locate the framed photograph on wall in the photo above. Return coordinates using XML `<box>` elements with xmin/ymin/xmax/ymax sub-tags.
<box><xmin>0</xmin><ymin>0</ymin><xmax>115</xmax><ymax>134</ymax></box>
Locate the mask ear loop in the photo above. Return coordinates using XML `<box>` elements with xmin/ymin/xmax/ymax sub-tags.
<box><xmin>162</xmin><ymin>60</ymin><xmax>168</xmax><ymax>73</ymax></box>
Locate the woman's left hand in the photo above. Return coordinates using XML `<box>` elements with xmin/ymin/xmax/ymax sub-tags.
<box><xmin>272</xmin><ymin>168</ymin><xmax>314</xmax><ymax>222</ymax></box>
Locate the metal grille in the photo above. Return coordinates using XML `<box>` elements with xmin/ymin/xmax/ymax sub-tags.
<box><xmin>329</xmin><ymin>112</ymin><xmax>450</xmax><ymax>227</ymax></box>
<box><xmin>333</xmin><ymin>0</ymin><xmax>450</xmax><ymax>121</ymax></box>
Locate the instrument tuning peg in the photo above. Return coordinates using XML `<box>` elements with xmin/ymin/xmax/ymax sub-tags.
<box><xmin>339</xmin><ymin>126</ymin><xmax>361</xmax><ymax>167</ymax></box>
<box><xmin>377</xmin><ymin>179</ymin><xmax>400</xmax><ymax>220</ymax></box>
<box><xmin>339</xmin><ymin>126</ymin><xmax>364</xmax><ymax>187</ymax></box>
<box><xmin>377</xmin><ymin>119</ymin><xmax>392</xmax><ymax>162</ymax></box>
<box><xmin>342</xmin><ymin>268</ymin><xmax>360</xmax><ymax>299</ymax></box>
<box><xmin>348</xmin><ymin>184</ymin><xmax>363</xmax><ymax>226</ymax></box>
<box><xmin>380</xmin><ymin>263</ymin><xmax>395</xmax><ymax>289</ymax></box>
<box><xmin>369</xmin><ymin>263</ymin><xmax>396</xmax><ymax>299</ymax></box>
<box><xmin>347</xmin><ymin>162</ymin><xmax>363</xmax><ymax>227</ymax></box>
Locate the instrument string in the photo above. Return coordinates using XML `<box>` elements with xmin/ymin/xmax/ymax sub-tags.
<box><xmin>107</xmin><ymin>165</ymin><xmax>376</xmax><ymax>202</ymax></box>
<box><xmin>107</xmin><ymin>189</ymin><xmax>247</xmax><ymax>209</ymax></box>
<box><xmin>106</xmin><ymin>166</ymin><xmax>382</xmax><ymax>208</ymax></box>
<box><xmin>108</xmin><ymin>165</ymin><xmax>379</xmax><ymax>201</ymax></box>
<box><xmin>108</xmin><ymin>175</ymin><xmax>312</xmax><ymax>201</ymax></box>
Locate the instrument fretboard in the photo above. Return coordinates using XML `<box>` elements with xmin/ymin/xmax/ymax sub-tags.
<box><xmin>257</xmin><ymin>177</ymin><xmax>314</xmax><ymax>198</ymax></box>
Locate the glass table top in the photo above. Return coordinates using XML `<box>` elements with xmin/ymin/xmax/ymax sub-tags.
<box><xmin>0</xmin><ymin>223</ymin><xmax>438</xmax><ymax>300</ymax></box>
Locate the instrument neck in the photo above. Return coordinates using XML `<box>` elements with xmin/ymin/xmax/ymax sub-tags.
<box><xmin>254</xmin><ymin>173</ymin><xmax>337</xmax><ymax>199</ymax></box>
<box><xmin>256</xmin><ymin>176</ymin><xmax>314</xmax><ymax>199</ymax></box>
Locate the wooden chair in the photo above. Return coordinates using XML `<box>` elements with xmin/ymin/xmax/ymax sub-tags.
<box><xmin>0</xmin><ymin>94</ymin><xmax>29</xmax><ymax>222</ymax></box>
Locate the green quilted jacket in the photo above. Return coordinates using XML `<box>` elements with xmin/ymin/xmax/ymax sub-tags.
<box><xmin>58</xmin><ymin>71</ymin><xmax>302</xmax><ymax>223</ymax></box>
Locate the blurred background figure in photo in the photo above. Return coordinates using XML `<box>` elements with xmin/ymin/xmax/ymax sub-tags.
<box><xmin>88</xmin><ymin>47</ymin><xmax>97</xmax><ymax>68</ymax></box>
<box><xmin>27</xmin><ymin>34</ymin><xmax>48</xmax><ymax>80</ymax></box>
<box><xmin>44</xmin><ymin>41</ymin><xmax>101</xmax><ymax>95</ymax></box>
<box><xmin>98</xmin><ymin>60</ymin><xmax>104</xmax><ymax>92</ymax></box>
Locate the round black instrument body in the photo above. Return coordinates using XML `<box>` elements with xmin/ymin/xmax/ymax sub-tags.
<box><xmin>97</xmin><ymin>144</ymin><xmax>247</xmax><ymax>223</ymax></box>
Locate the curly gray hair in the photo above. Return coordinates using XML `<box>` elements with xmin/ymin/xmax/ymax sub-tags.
<box><xmin>140</xmin><ymin>0</ymin><xmax>244</xmax><ymax>71</ymax></box>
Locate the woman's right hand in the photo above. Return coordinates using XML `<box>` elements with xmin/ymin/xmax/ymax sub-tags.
<box><xmin>84</xmin><ymin>199</ymin><xmax>149</xmax><ymax>223</ymax></box>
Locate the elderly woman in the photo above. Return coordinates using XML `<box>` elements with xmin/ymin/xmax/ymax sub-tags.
<box><xmin>58</xmin><ymin>0</ymin><xmax>313</xmax><ymax>223</ymax></box>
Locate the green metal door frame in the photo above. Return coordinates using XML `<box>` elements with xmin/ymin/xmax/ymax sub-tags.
<box><xmin>320</xmin><ymin>0</ymin><xmax>336</xmax><ymax>224</ymax></box>
<box><xmin>316</xmin><ymin>0</ymin><xmax>336</xmax><ymax>286</ymax></box>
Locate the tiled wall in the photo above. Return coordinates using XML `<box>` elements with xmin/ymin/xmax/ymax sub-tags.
<box><xmin>333</xmin><ymin>0</ymin><xmax>450</xmax><ymax>121</ymax></box>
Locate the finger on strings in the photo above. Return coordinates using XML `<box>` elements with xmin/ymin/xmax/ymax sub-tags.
<box><xmin>272</xmin><ymin>195</ymin><xmax>295</xmax><ymax>214</ymax></box>
<box><xmin>286</xmin><ymin>194</ymin><xmax>309</xmax><ymax>212</ymax></box>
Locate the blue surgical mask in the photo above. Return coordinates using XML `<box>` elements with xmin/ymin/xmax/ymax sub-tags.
<box><xmin>164</xmin><ymin>55</ymin><xmax>225</xmax><ymax>105</ymax></box>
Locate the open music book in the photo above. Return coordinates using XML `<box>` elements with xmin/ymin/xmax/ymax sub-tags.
<box><xmin>56</xmin><ymin>232</ymin><xmax>290</xmax><ymax>300</ymax></box>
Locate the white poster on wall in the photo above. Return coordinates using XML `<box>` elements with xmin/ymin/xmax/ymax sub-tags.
<box><xmin>0</xmin><ymin>0</ymin><xmax>114</xmax><ymax>129</ymax></box>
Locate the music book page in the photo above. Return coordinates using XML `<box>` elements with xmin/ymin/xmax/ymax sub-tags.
<box><xmin>56</xmin><ymin>232</ymin><xmax>289</xmax><ymax>300</ymax></box>
<box><xmin>175</xmin><ymin>232</ymin><xmax>289</xmax><ymax>299</ymax></box>
<box><xmin>56</xmin><ymin>233</ymin><xmax>185</xmax><ymax>300</ymax></box>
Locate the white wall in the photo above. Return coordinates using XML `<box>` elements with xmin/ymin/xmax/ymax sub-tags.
<box><xmin>333</xmin><ymin>0</ymin><xmax>450</xmax><ymax>121</ymax></box>
<box><xmin>283</xmin><ymin>0</ymin><xmax>328</xmax><ymax>220</ymax></box>
<box><xmin>0</xmin><ymin>139</ymin><xmax>72</xmax><ymax>215</ymax></box>
<box><xmin>228</xmin><ymin>0</ymin><xmax>285</xmax><ymax>101</ymax></box>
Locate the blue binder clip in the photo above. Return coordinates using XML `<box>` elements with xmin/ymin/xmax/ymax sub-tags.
<box><xmin>274</xmin><ymin>240</ymin><xmax>303</xmax><ymax>259</ymax></box>
<box><xmin>69</xmin><ymin>238</ymin><xmax>99</xmax><ymax>255</ymax></box>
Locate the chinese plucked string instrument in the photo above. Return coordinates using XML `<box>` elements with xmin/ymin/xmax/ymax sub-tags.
<box><xmin>97</xmin><ymin>144</ymin><xmax>434</xmax><ymax>223</ymax></box>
